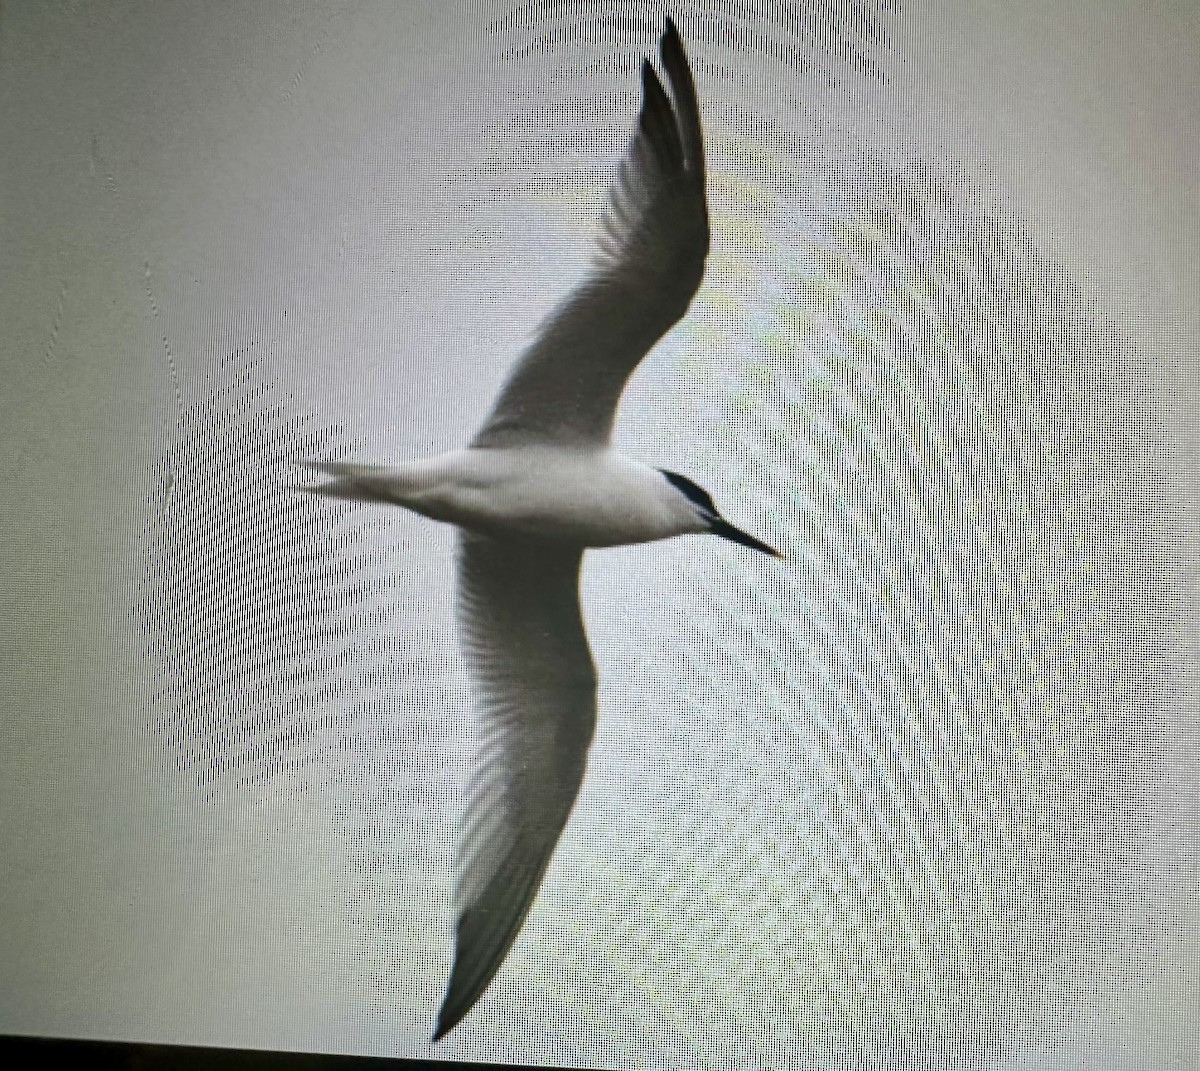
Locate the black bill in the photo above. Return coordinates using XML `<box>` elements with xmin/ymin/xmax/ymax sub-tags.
<box><xmin>708</xmin><ymin>516</ymin><xmax>781</xmax><ymax>558</ymax></box>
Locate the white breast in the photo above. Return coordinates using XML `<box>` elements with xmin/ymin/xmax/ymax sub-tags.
<box><xmin>420</xmin><ymin>447</ymin><xmax>704</xmax><ymax>547</ymax></box>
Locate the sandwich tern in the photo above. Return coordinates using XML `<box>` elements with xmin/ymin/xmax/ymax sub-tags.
<box><xmin>310</xmin><ymin>18</ymin><xmax>778</xmax><ymax>1039</ymax></box>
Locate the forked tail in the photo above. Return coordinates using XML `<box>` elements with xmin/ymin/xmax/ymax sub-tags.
<box><xmin>304</xmin><ymin>460</ymin><xmax>412</xmax><ymax>505</ymax></box>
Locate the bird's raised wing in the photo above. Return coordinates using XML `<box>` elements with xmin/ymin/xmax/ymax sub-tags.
<box><xmin>434</xmin><ymin>532</ymin><xmax>597</xmax><ymax>1040</ymax></box>
<box><xmin>471</xmin><ymin>18</ymin><xmax>709</xmax><ymax>449</ymax></box>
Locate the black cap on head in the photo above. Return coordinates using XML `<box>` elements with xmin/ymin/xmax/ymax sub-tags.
<box><xmin>660</xmin><ymin>469</ymin><xmax>717</xmax><ymax>514</ymax></box>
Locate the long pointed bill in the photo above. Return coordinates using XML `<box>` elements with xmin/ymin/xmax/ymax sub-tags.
<box><xmin>708</xmin><ymin>517</ymin><xmax>782</xmax><ymax>558</ymax></box>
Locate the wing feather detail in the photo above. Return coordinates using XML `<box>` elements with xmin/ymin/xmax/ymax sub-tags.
<box><xmin>472</xmin><ymin>20</ymin><xmax>708</xmax><ymax>448</ymax></box>
<box><xmin>434</xmin><ymin>532</ymin><xmax>597</xmax><ymax>1040</ymax></box>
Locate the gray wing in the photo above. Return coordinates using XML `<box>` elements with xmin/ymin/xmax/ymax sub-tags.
<box><xmin>471</xmin><ymin>19</ymin><xmax>709</xmax><ymax>448</ymax></box>
<box><xmin>434</xmin><ymin>532</ymin><xmax>597</xmax><ymax>1040</ymax></box>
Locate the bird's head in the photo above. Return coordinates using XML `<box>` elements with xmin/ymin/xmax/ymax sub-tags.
<box><xmin>659</xmin><ymin>469</ymin><xmax>781</xmax><ymax>557</ymax></box>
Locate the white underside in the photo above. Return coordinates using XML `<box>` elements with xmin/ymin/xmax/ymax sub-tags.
<box><xmin>334</xmin><ymin>447</ymin><xmax>706</xmax><ymax>547</ymax></box>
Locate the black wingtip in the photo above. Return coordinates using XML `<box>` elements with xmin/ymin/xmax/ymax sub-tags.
<box><xmin>431</xmin><ymin>978</ymin><xmax>465</xmax><ymax>1042</ymax></box>
<box><xmin>659</xmin><ymin>18</ymin><xmax>693</xmax><ymax>94</ymax></box>
<box><xmin>638</xmin><ymin>53</ymin><xmax>679</xmax><ymax>162</ymax></box>
<box><xmin>433</xmin><ymin>984</ymin><xmax>469</xmax><ymax>1042</ymax></box>
<box><xmin>639</xmin><ymin>55</ymin><xmax>659</xmax><ymax>102</ymax></box>
<box><xmin>655</xmin><ymin>15</ymin><xmax>704</xmax><ymax>184</ymax></box>
<box><xmin>661</xmin><ymin>16</ymin><xmax>685</xmax><ymax>61</ymax></box>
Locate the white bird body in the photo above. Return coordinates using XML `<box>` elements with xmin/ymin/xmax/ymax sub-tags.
<box><xmin>317</xmin><ymin>449</ymin><xmax>708</xmax><ymax>545</ymax></box>
<box><xmin>308</xmin><ymin>19</ymin><xmax>777</xmax><ymax>1040</ymax></box>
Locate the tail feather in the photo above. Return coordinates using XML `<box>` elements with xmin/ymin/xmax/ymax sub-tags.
<box><xmin>305</xmin><ymin>460</ymin><xmax>404</xmax><ymax>505</ymax></box>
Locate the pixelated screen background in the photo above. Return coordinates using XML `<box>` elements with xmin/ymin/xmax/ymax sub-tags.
<box><xmin>2</xmin><ymin>1</ymin><xmax>1198</xmax><ymax>1068</ymax></box>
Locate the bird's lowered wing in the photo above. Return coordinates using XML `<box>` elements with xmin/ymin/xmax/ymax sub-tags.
<box><xmin>435</xmin><ymin>532</ymin><xmax>597</xmax><ymax>1040</ymax></box>
<box><xmin>471</xmin><ymin>18</ymin><xmax>709</xmax><ymax>449</ymax></box>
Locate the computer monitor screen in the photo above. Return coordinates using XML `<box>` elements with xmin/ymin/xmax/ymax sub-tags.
<box><xmin>2</xmin><ymin>2</ymin><xmax>1197</xmax><ymax>1068</ymax></box>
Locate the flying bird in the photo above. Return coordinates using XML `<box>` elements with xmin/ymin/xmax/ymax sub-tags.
<box><xmin>309</xmin><ymin>18</ymin><xmax>778</xmax><ymax>1040</ymax></box>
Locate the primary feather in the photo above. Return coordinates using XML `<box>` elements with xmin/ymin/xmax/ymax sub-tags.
<box><xmin>471</xmin><ymin>19</ymin><xmax>709</xmax><ymax>449</ymax></box>
<box><xmin>434</xmin><ymin>533</ymin><xmax>596</xmax><ymax>1040</ymax></box>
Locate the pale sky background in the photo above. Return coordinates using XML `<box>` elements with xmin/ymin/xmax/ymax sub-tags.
<box><xmin>1</xmin><ymin>2</ymin><xmax>1198</xmax><ymax>1068</ymax></box>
